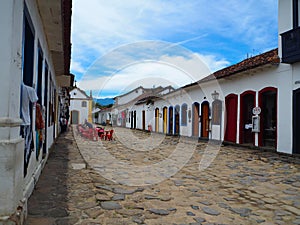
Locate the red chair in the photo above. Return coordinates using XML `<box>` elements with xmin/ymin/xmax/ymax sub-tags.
<box><xmin>106</xmin><ymin>130</ymin><xmax>114</xmax><ymax>141</ymax></box>
<box><xmin>91</xmin><ymin>128</ymin><xmax>98</xmax><ymax>141</ymax></box>
<box><xmin>80</xmin><ymin>127</ymin><xmax>98</xmax><ymax>141</ymax></box>
<box><xmin>100</xmin><ymin>130</ymin><xmax>114</xmax><ymax>141</ymax></box>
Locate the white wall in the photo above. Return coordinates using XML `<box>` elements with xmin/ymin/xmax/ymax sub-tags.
<box><xmin>22</xmin><ymin>0</ymin><xmax>60</xmax><ymax>196</ymax></box>
<box><xmin>70</xmin><ymin>88</ymin><xmax>90</xmax><ymax>124</ymax></box>
<box><xmin>293</xmin><ymin>62</ymin><xmax>300</xmax><ymax>91</ymax></box>
<box><xmin>278</xmin><ymin>0</ymin><xmax>300</xmax><ymax>153</ymax></box>
<box><xmin>97</xmin><ymin>111</ymin><xmax>111</xmax><ymax>124</ymax></box>
<box><xmin>70</xmin><ymin>88</ymin><xmax>88</xmax><ymax>99</ymax></box>
<box><xmin>130</xmin><ymin>63</ymin><xmax>294</xmax><ymax>154</ymax></box>
<box><xmin>70</xmin><ymin>100</ymin><xmax>89</xmax><ymax>124</ymax></box>
<box><xmin>216</xmin><ymin>64</ymin><xmax>293</xmax><ymax>154</ymax></box>
<box><xmin>116</xmin><ymin>87</ymin><xmax>144</xmax><ymax>105</ymax></box>
<box><xmin>0</xmin><ymin>0</ymin><xmax>65</xmax><ymax>220</ymax></box>
<box><xmin>278</xmin><ymin>0</ymin><xmax>293</xmax><ymax>58</ymax></box>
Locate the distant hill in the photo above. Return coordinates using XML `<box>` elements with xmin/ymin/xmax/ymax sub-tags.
<box><xmin>94</xmin><ymin>98</ymin><xmax>114</xmax><ymax>106</ymax></box>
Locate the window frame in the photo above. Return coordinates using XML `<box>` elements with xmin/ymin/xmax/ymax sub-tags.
<box><xmin>82</xmin><ymin>101</ymin><xmax>87</xmax><ymax>107</ymax></box>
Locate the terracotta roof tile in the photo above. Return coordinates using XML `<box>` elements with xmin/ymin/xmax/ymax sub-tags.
<box><xmin>200</xmin><ymin>48</ymin><xmax>279</xmax><ymax>82</ymax></box>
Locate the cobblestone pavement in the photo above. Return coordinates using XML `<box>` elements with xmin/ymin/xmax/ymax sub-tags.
<box><xmin>26</xmin><ymin>126</ymin><xmax>300</xmax><ymax>225</ymax></box>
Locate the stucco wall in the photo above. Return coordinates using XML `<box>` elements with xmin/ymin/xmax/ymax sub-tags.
<box><xmin>0</xmin><ymin>0</ymin><xmax>64</xmax><ymax>221</ymax></box>
<box><xmin>117</xmin><ymin>87</ymin><xmax>144</xmax><ymax>105</ymax></box>
<box><xmin>70</xmin><ymin>88</ymin><xmax>90</xmax><ymax>124</ymax></box>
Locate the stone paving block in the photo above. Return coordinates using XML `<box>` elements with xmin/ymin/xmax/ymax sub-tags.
<box><xmin>25</xmin><ymin>127</ymin><xmax>300</xmax><ymax>225</ymax></box>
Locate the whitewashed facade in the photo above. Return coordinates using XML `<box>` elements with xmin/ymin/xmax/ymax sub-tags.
<box><xmin>98</xmin><ymin>109</ymin><xmax>112</xmax><ymax>125</ymax></box>
<box><xmin>69</xmin><ymin>87</ymin><xmax>92</xmax><ymax>124</ymax></box>
<box><xmin>111</xmin><ymin>0</ymin><xmax>300</xmax><ymax>155</ymax></box>
<box><xmin>278</xmin><ymin>0</ymin><xmax>300</xmax><ymax>154</ymax></box>
<box><xmin>112</xmin><ymin>86</ymin><xmax>174</xmax><ymax>128</ymax></box>
<box><xmin>0</xmin><ymin>0</ymin><xmax>72</xmax><ymax>224</ymax></box>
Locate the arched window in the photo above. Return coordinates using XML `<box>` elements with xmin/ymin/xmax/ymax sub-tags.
<box><xmin>82</xmin><ymin>101</ymin><xmax>87</xmax><ymax>107</ymax></box>
<box><xmin>181</xmin><ymin>103</ymin><xmax>187</xmax><ymax>126</ymax></box>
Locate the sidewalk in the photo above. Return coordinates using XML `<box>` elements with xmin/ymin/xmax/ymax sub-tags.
<box><xmin>26</xmin><ymin>126</ymin><xmax>300</xmax><ymax>225</ymax></box>
<box><xmin>26</xmin><ymin>128</ymin><xmax>98</xmax><ymax>225</ymax></box>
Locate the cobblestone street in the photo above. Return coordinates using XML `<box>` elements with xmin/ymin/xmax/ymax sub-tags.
<box><xmin>26</xmin><ymin>127</ymin><xmax>300</xmax><ymax>225</ymax></box>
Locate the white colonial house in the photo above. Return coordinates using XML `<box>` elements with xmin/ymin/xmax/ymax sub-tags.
<box><xmin>0</xmin><ymin>0</ymin><xmax>72</xmax><ymax>224</ymax></box>
<box><xmin>278</xmin><ymin>0</ymin><xmax>300</xmax><ymax>154</ymax></box>
<box><xmin>111</xmin><ymin>0</ymin><xmax>300</xmax><ymax>155</ymax></box>
<box><xmin>93</xmin><ymin>108</ymin><xmax>112</xmax><ymax>125</ymax></box>
<box><xmin>69</xmin><ymin>87</ymin><xmax>93</xmax><ymax>124</ymax></box>
<box><xmin>112</xmin><ymin>86</ymin><xmax>174</xmax><ymax>128</ymax></box>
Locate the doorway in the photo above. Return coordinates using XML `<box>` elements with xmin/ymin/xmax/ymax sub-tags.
<box><xmin>174</xmin><ymin>105</ymin><xmax>180</xmax><ymax>135</ymax></box>
<box><xmin>163</xmin><ymin>107</ymin><xmax>167</xmax><ymax>133</ymax></box>
<box><xmin>225</xmin><ymin>94</ymin><xmax>238</xmax><ymax>142</ymax></box>
<box><xmin>240</xmin><ymin>91</ymin><xmax>255</xmax><ymax>144</ymax></box>
<box><xmin>259</xmin><ymin>87</ymin><xmax>277</xmax><ymax>148</ymax></box>
<box><xmin>130</xmin><ymin>111</ymin><xmax>133</xmax><ymax>128</ymax></box>
<box><xmin>142</xmin><ymin>110</ymin><xmax>146</xmax><ymax>130</ymax></box>
<box><xmin>134</xmin><ymin>111</ymin><xmax>136</xmax><ymax>129</ymax></box>
<box><xmin>294</xmin><ymin>88</ymin><xmax>300</xmax><ymax>154</ymax></box>
<box><xmin>42</xmin><ymin>62</ymin><xmax>48</xmax><ymax>156</ymax></box>
<box><xmin>155</xmin><ymin>108</ymin><xmax>159</xmax><ymax>132</ymax></box>
<box><xmin>168</xmin><ymin>106</ymin><xmax>173</xmax><ymax>134</ymax></box>
<box><xmin>192</xmin><ymin>102</ymin><xmax>200</xmax><ymax>137</ymax></box>
<box><xmin>201</xmin><ymin>102</ymin><xmax>209</xmax><ymax>138</ymax></box>
<box><xmin>71</xmin><ymin>110</ymin><xmax>79</xmax><ymax>124</ymax></box>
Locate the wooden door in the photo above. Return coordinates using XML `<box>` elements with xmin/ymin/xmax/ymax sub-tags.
<box><xmin>71</xmin><ymin>110</ymin><xmax>79</xmax><ymax>124</ymax></box>
<box><xmin>155</xmin><ymin>108</ymin><xmax>159</xmax><ymax>132</ymax></box>
<box><xmin>142</xmin><ymin>110</ymin><xmax>146</xmax><ymax>130</ymax></box>
<box><xmin>225</xmin><ymin>94</ymin><xmax>238</xmax><ymax>142</ymax></box>
<box><xmin>201</xmin><ymin>102</ymin><xmax>209</xmax><ymax>138</ymax></box>
<box><xmin>259</xmin><ymin>88</ymin><xmax>277</xmax><ymax>148</ymax></box>
<box><xmin>175</xmin><ymin>105</ymin><xmax>180</xmax><ymax>135</ymax></box>
<box><xmin>240</xmin><ymin>92</ymin><xmax>255</xmax><ymax>144</ymax></box>
<box><xmin>192</xmin><ymin>103</ymin><xmax>199</xmax><ymax>137</ymax></box>
<box><xmin>163</xmin><ymin>107</ymin><xmax>167</xmax><ymax>133</ymax></box>
<box><xmin>294</xmin><ymin>89</ymin><xmax>300</xmax><ymax>154</ymax></box>
<box><xmin>134</xmin><ymin>111</ymin><xmax>136</xmax><ymax>129</ymax></box>
<box><xmin>130</xmin><ymin>111</ymin><xmax>133</xmax><ymax>128</ymax></box>
<box><xmin>169</xmin><ymin>107</ymin><xmax>173</xmax><ymax>134</ymax></box>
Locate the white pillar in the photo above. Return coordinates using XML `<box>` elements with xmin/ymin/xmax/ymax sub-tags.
<box><xmin>0</xmin><ymin>0</ymin><xmax>24</xmax><ymax>220</ymax></box>
<box><xmin>255</xmin><ymin>92</ymin><xmax>259</xmax><ymax>146</ymax></box>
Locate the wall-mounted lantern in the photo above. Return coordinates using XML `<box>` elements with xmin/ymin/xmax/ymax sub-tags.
<box><xmin>188</xmin><ymin>109</ymin><xmax>191</xmax><ymax>122</ymax></box>
<box><xmin>211</xmin><ymin>90</ymin><xmax>219</xmax><ymax>101</ymax></box>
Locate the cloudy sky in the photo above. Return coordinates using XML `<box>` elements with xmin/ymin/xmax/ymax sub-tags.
<box><xmin>70</xmin><ymin>0</ymin><xmax>278</xmax><ymax>98</ymax></box>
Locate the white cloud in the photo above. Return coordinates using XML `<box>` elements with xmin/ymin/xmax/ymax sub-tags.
<box><xmin>71</xmin><ymin>0</ymin><xmax>277</xmax><ymax>61</ymax></box>
<box><xmin>70</xmin><ymin>61</ymin><xmax>86</xmax><ymax>74</ymax></box>
<box><xmin>195</xmin><ymin>54</ymin><xmax>230</xmax><ymax>72</ymax></box>
<box><xmin>78</xmin><ymin>53</ymin><xmax>229</xmax><ymax>97</ymax></box>
<box><xmin>72</xmin><ymin>0</ymin><xmax>277</xmax><ymax>97</ymax></box>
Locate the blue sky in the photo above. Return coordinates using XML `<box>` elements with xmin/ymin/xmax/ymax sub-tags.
<box><xmin>70</xmin><ymin>0</ymin><xmax>278</xmax><ymax>98</ymax></box>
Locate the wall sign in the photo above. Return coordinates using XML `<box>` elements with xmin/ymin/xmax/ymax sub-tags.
<box><xmin>252</xmin><ymin>115</ymin><xmax>260</xmax><ymax>132</ymax></box>
<box><xmin>252</xmin><ymin>106</ymin><xmax>261</xmax><ymax>115</ymax></box>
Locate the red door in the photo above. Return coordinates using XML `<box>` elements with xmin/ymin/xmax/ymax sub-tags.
<box><xmin>240</xmin><ymin>91</ymin><xmax>255</xmax><ymax>144</ymax></box>
<box><xmin>259</xmin><ymin>87</ymin><xmax>277</xmax><ymax>148</ymax></box>
<box><xmin>201</xmin><ymin>102</ymin><xmax>209</xmax><ymax>138</ymax></box>
<box><xmin>225</xmin><ymin>94</ymin><xmax>238</xmax><ymax>142</ymax></box>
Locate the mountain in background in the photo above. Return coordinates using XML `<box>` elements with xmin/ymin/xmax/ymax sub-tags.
<box><xmin>93</xmin><ymin>98</ymin><xmax>114</xmax><ymax>106</ymax></box>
